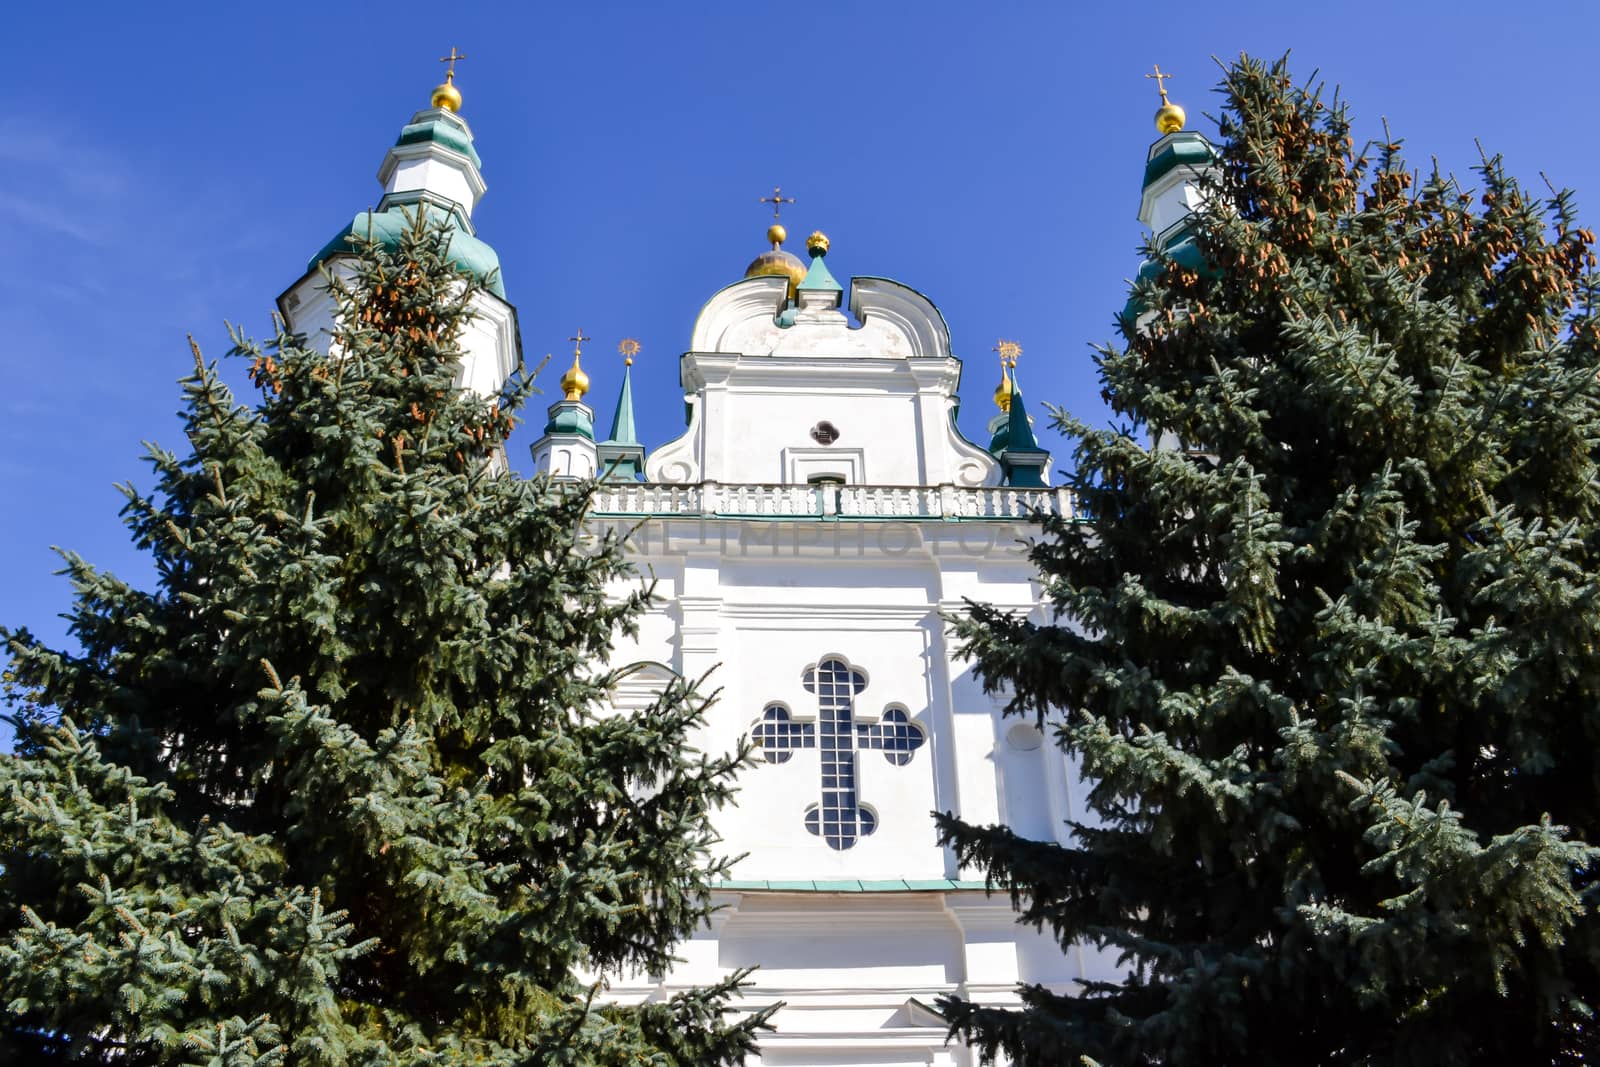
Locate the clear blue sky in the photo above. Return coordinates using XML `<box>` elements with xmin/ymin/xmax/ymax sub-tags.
<box><xmin>4</xmin><ymin>2</ymin><xmax>1596</xmax><ymax>746</ymax></box>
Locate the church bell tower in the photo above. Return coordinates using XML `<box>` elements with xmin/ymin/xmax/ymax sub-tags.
<box><xmin>276</xmin><ymin>52</ymin><xmax>521</xmax><ymax>405</ymax></box>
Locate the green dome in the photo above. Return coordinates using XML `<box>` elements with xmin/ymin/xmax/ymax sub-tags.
<box><xmin>988</xmin><ymin>409</ymin><xmax>1013</xmax><ymax>455</ymax></box>
<box><xmin>1133</xmin><ymin>234</ymin><xmax>1207</xmax><ymax>283</ymax></box>
<box><xmin>311</xmin><ymin>202</ymin><xmax>505</xmax><ymax>298</ymax></box>
<box><xmin>1122</xmin><ymin>235</ymin><xmax>1209</xmax><ymax>321</ymax></box>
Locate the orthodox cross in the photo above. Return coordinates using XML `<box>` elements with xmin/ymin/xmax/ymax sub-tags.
<box><xmin>752</xmin><ymin>656</ymin><xmax>927</xmax><ymax>850</ymax></box>
<box><xmin>439</xmin><ymin>47</ymin><xmax>468</xmax><ymax>85</ymax></box>
<box><xmin>568</xmin><ymin>329</ymin><xmax>591</xmax><ymax>359</ymax></box>
<box><xmin>759</xmin><ymin>186</ymin><xmax>796</xmax><ymax>221</ymax></box>
<box><xmin>1146</xmin><ymin>63</ymin><xmax>1174</xmax><ymax>105</ymax></box>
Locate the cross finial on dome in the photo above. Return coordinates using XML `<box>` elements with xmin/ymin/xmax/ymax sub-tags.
<box><xmin>760</xmin><ymin>186</ymin><xmax>795</xmax><ymax>221</ymax></box>
<box><xmin>1146</xmin><ymin>64</ymin><xmax>1173</xmax><ymax>104</ymax></box>
<box><xmin>440</xmin><ymin>47</ymin><xmax>468</xmax><ymax>82</ymax></box>
<box><xmin>1146</xmin><ymin>63</ymin><xmax>1186</xmax><ymax>133</ymax></box>
<box><xmin>759</xmin><ymin>186</ymin><xmax>796</xmax><ymax>249</ymax></box>
<box><xmin>432</xmin><ymin>47</ymin><xmax>468</xmax><ymax>111</ymax></box>
<box><xmin>561</xmin><ymin>330</ymin><xmax>592</xmax><ymax>401</ymax></box>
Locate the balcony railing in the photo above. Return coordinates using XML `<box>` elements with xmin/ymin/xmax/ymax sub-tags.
<box><xmin>589</xmin><ymin>482</ymin><xmax>1075</xmax><ymax>520</ymax></box>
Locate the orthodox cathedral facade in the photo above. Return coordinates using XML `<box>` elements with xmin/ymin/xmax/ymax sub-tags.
<box><xmin>278</xmin><ymin>65</ymin><xmax>1211</xmax><ymax>1067</ymax></box>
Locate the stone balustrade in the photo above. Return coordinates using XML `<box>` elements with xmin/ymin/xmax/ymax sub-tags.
<box><xmin>588</xmin><ymin>482</ymin><xmax>1075</xmax><ymax>520</ymax></box>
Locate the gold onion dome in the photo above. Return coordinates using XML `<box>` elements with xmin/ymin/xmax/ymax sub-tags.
<box><xmin>745</xmin><ymin>225</ymin><xmax>808</xmax><ymax>298</ymax></box>
<box><xmin>994</xmin><ymin>373</ymin><xmax>1014</xmax><ymax>412</ymax></box>
<box><xmin>993</xmin><ymin>341</ymin><xmax>1021</xmax><ymax>411</ymax></box>
<box><xmin>432</xmin><ymin>81</ymin><xmax>462</xmax><ymax>112</ymax></box>
<box><xmin>560</xmin><ymin>354</ymin><xmax>590</xmax><ymax>401</ymax></box>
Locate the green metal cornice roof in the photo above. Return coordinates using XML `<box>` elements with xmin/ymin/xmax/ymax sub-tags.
<box><xmin>1122</xmin><ymin>233</ymin><xmax>1210</xmax><ymax>321</ymax></box>
<box><xmin>395</xmin><ymin>112</ymin><xmax>482</xmax><ymax>168</ymax></box>
<box><xmin>543</xmin><ymin>400</ymin><xmax>594</xmax><ymax>440</ymax></box>
<box><xmin>1143</xmin><ymin>130</ymin><xmax>1218</xmax><ymax>190</ymax></box>
<box><xmin>311</xmin><ymin>202</ymin><xmax>505</xmax><ymax>298</ymax></box>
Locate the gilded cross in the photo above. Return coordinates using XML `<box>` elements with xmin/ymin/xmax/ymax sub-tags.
<box><xmin>439</xmin><ymin>47</ymin><xmax>468</xmax><ymax>84</ymax></box>
<box><xmin>759</xmin><ymin>186</ymin><xmax>796</xmax><ymax>221</ymax></box>
<box><xmin>1146</xmin><ymin>63</ymin><xmax>1174</xmax><ymax>105</ymax></box>
<box><xmin>752</xmin><ymin>656</ymin><xmax>927</xmax><ymax>851</ymax></box>
<box><xmin>568</xmin><ymin>329</ymin><xmax>591</xmax><ymax>359</ymax></box>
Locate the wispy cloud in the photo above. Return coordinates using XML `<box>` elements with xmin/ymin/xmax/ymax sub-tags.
<box><xmin>0</xmin><ymin>119</ymin><xmax>128</xmax><ymax>201</ymax></box>
<box><xmin>0</xmin><ymin>189</ymin><xmax>107</xmax><ymax>244</ymax></box>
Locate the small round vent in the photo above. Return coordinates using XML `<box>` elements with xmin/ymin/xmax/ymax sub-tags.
<box><xmin>810</xmin><ymin>420</ymin><xmax>840</xmax><ymax>445</ymax></box>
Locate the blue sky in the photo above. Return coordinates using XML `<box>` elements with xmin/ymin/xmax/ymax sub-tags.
<box><xmin>4</xmin><ymin>2</ymin><xmax>1597</xmax><ymax>745</ymax></box>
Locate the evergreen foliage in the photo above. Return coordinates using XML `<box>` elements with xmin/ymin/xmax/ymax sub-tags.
<box><xmin>1</xmin><ymin>217</ymin><xmax>767</xmax><ymax>1064</ymax></box>
<box><xmin>938</xmin><ymin>55</ymin><xmax>1600</xmax><ymax>1065</ymax></box>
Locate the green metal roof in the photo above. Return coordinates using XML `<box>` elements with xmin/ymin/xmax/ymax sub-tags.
<box><xmin>1122</xmin><ymin>233</ymin><xmax>1209</xmax><ymax>321</ymax></box>
<box><xmin>543</xmin><ymin>400</ymin><xmax>594</xmax><ymax>440</ymax></box>
<box><xmin>395</xmin><ymin>113</ymin><xmax>482</xmax><ymax>168</ymax></box>
<box><xmin>311</xmin><ymin>202</ymin><xmax>506</xmax><ymax>298</ymax></box>
<box><xmin>603</xmin><ymin>364</ymin><xmax>639</xmax><ymax>446</ymax></box>
<box><xmin>798</xmin><ymin>249</ymin><xmax>843</xmax><ymax>293</ymax></box>
<box><xmin>597</xmin><ymin>365</ymin><xmax>644</xmax><ymax>481</ymax></box>
<box><xmin>1006</xmin><ymin>375</ymin><xmax>1040</xmax><ymax>453</ymax></box>
<box><xmin>1143</xmin><ymin>130</ymin><xmax>1218</xmax><ymax>189</ymax></box>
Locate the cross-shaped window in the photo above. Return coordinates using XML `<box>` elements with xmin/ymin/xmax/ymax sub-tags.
<box><xmin>751</xmin><ymin>656</ymin><xmax>927</xmax><ymax>849</ymax></box>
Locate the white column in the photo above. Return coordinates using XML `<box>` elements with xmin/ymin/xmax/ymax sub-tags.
<box><xmin>946</xmin><ymin>894</ymin><xmax>1023</xmax><ymax>994</ymax></box>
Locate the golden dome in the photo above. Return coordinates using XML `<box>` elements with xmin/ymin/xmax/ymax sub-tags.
<box><xmin>745</xmin><ymin>248</ymin><xmax>808</xmax><ymax>299</ymax></box>
<box><xmin>431</xmin><ymin>81</ymin><xmax>462</xmax><ymax>112</ymax></box>
<box><xmin>993</xmin><ymin>340</ymin><xmax>1021</xmax><ymax>411</ymax></box>
<box><xmin>994</xmin><ymin>371</ymin><xmax>1014</xmax><ymax>412</ymax></box>
<box><xmin>1155</xmin><ymin>101</ymin><xmax>1186</xmax><ymax>134</ymax></box>
<box><xmin>560</xmin><ymin>354</ymin><xmax>590</xmax><ymax>400</ymax></box>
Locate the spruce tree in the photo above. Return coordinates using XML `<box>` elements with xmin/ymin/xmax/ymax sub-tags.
<box><xmin>938</xmin><ymin>55</ymin><xmax>1600</xmax><ymax>1065</ymax></box>
<box><xmin>1</xmin><ymin>216</ymin><xmax>767</xmax><ymax>1065</ymax></box>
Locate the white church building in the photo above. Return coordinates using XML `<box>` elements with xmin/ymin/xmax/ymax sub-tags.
<box><xmin>279</xmin><ymin>66</ymin><xmax>1212</xmax><ymax>1067</ymax></box>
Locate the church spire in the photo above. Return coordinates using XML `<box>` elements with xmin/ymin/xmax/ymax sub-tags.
<box><xmin>283</xmin><ymin>53</ymin><xmax>519</xmax><ymax>413</ymax></box>
<box><xmin>532</xmin><ymin>332</ymin><xmax>600</xmax><ymax>479</ymax></box>
<box><xmin>1005</xmin><ymin>368</ymin><xmax>1040</xmax><ymax>454</ymax></box>
<box><xmin>1126</xmin><ymin>63</ymin><xmax>1219</xmax><ymax>323</ymax></box>
<box><xmin>306</xmin><ymin>52</ymin><xmax>504</xmax><ymax>297</ymax></box>
<box><xmin>986</xmin><ymin>345</ymin><xmax>1050</xmax><ymax>487</ymax></box>
<box><xmin>597</xmin><ymin>339</ymin><xmax>646</xmax><ymax>481</ymax></box>
<box><xmin>1136</xmin><ymin>63</ymin><xmax>1217</xmax><ymax>252</ymax></box>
